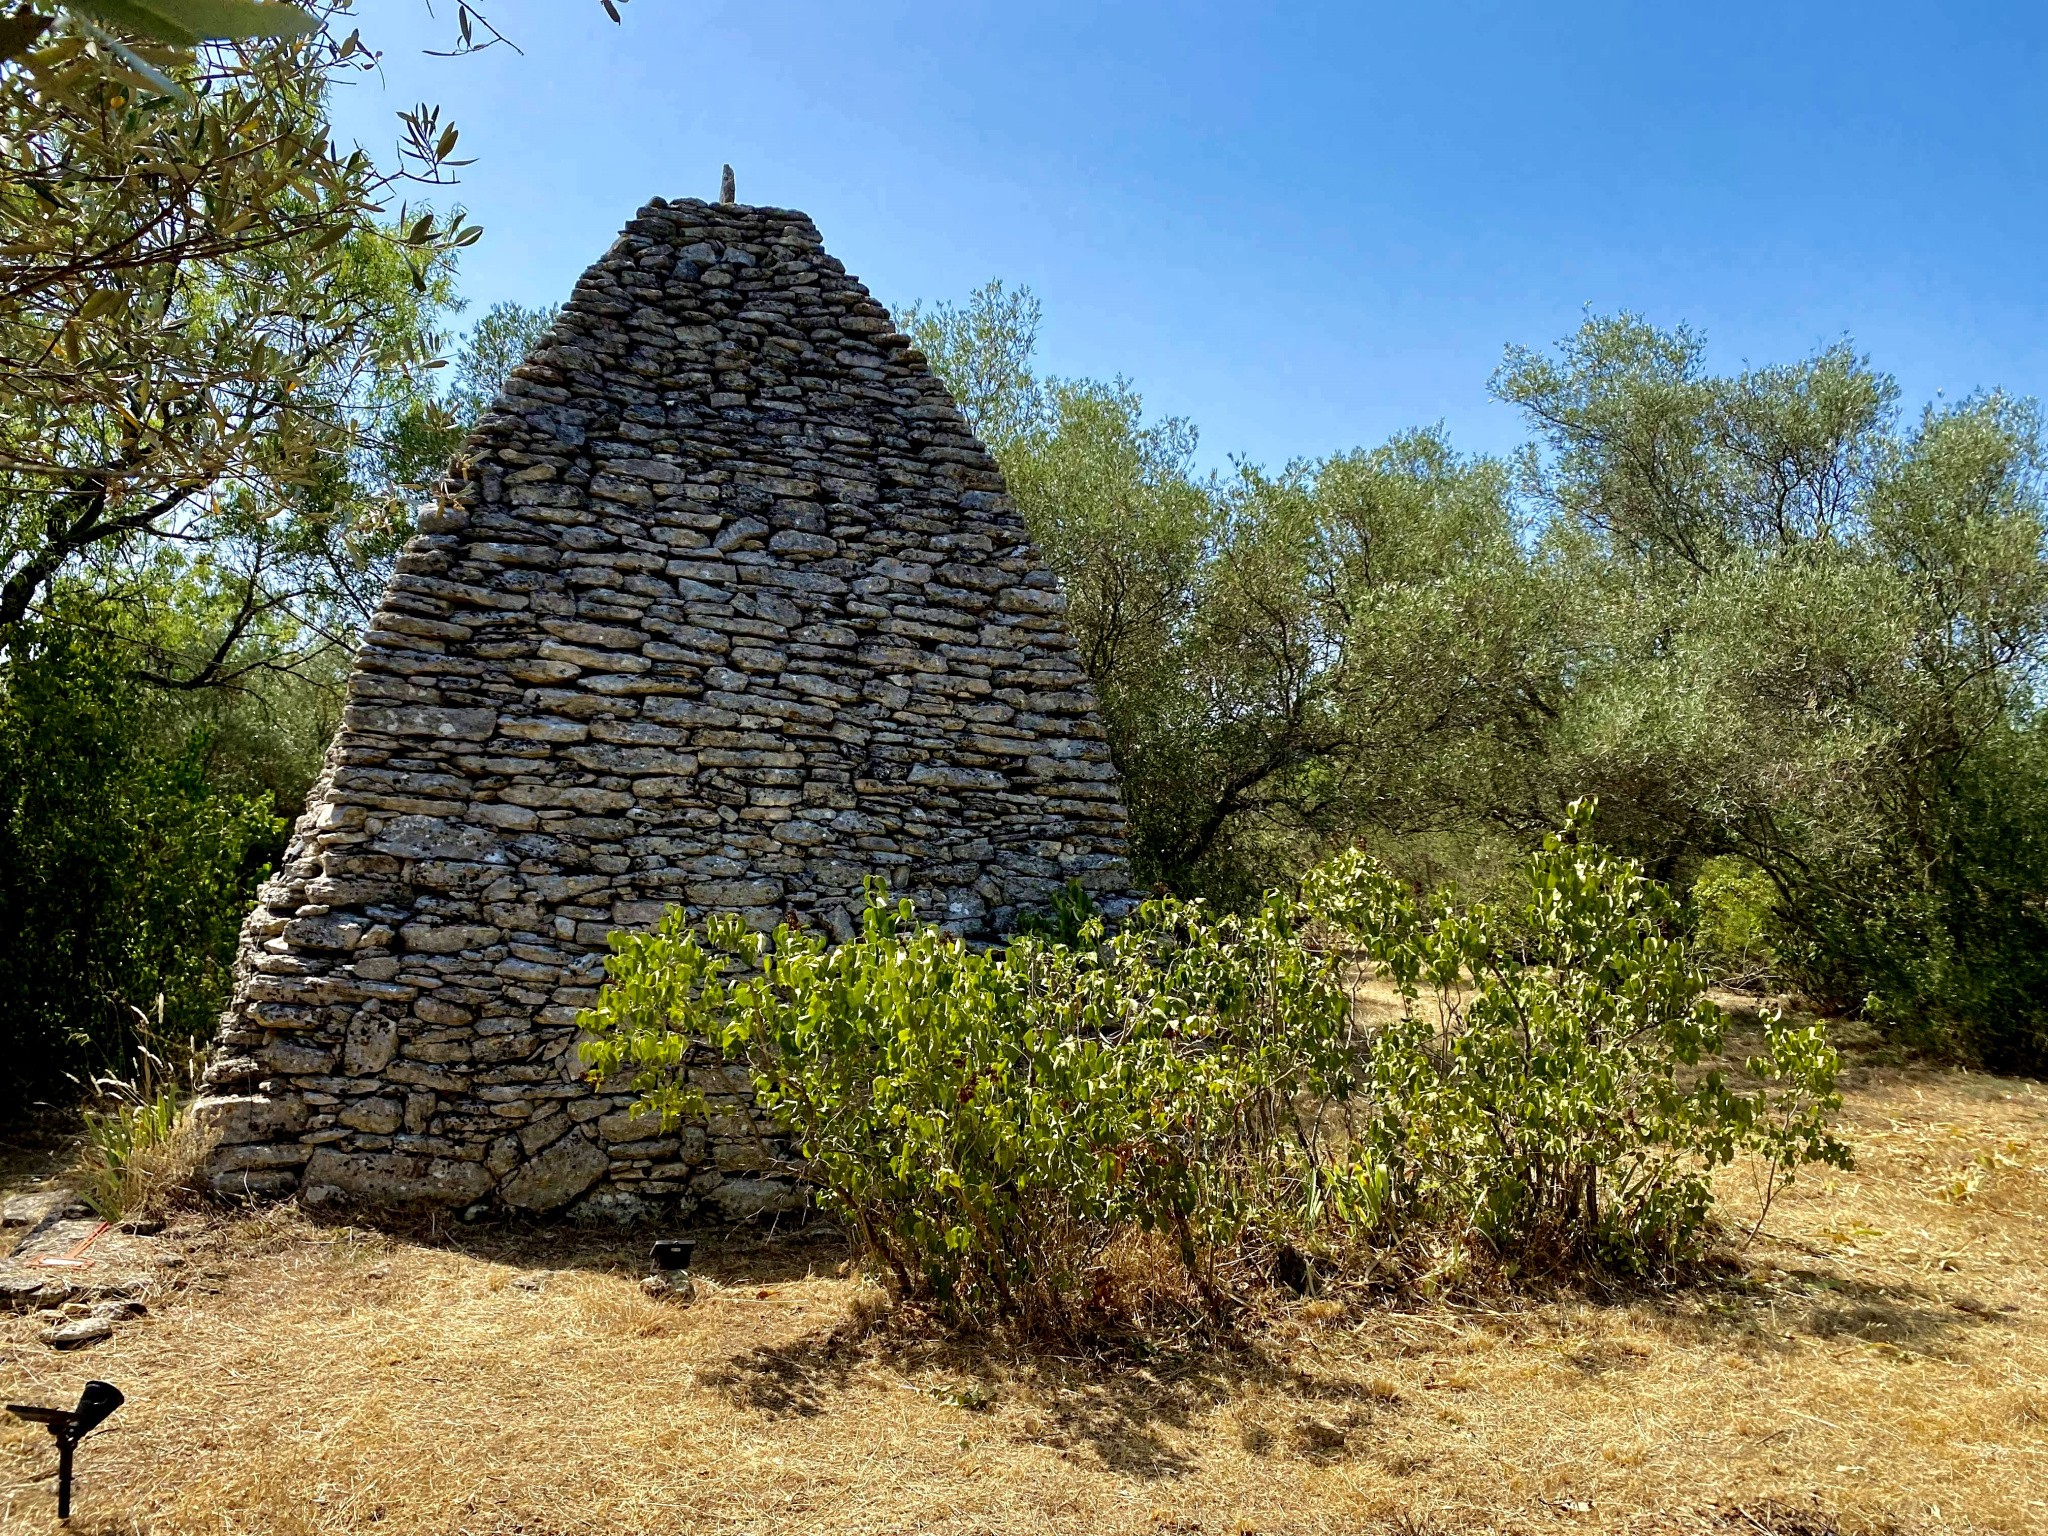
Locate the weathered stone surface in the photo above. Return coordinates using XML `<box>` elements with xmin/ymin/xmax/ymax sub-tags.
<box><xmin>302</xmin><ymin>1149</ymin><xmax>495</xmax><ymax>1207</ymax></box>
<box><xmin>43</xmin><ymin>1313</ymin><xmax>115</xmax><ymax>1348</ymax></box>
<box><xmin>704</xmin><ymin>1176</ymin><xmax>807</xmax><ymax>1220</ymax></box>
<box><xmin>338</xmin><ymin>1096</ymin><xmax>404</xmax><ymax>1135</ymax></box>
<box><xmin>343</xmin><ymin>1015</ymin><xmax>400</xmax><ymax>1074</ymax></box>
<box><xmin>3</xmin><ymin>1218</ymin><xmax>174</xmax><ymax>1318</ymax></box>
<box><xmin>0</xmin><ymin>1191</ymin><xmax>68</xmax><ymax>1230</ymax></box>
<box><xmin>199</xmin><ymin>196</ymin><xmax>1133</xmax><ymax>1216</ymax></box>
<box><xmin>498</xmin><ymin>1130</ymin><xmax>609</xmax><ymax>1211</ymax></box>
<box><xmin>192</xmin><ymin>1094</ymin><xmax>308</xmax><ymax>1144</ymax></box>
<box><xmin>0</xmin><ymin>1273</ymin><xmax>52</xmax><ymax>1311</ymax></box>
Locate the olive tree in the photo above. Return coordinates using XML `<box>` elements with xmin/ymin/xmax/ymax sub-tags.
<box><xmin>904</xmin><ymin>283</ymin><xmax>1549</xmax><ymax>897</ymax></box>
<box><xmin>1499</xmin><ymin>316</ymin><xmax>2048</xmax><ymax>1068</ymax></box>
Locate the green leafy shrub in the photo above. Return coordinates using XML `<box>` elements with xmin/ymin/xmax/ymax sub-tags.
<box><xmin>581</xmin><ymin>881</ymin><xmax>1361</xmax><ymax>1334</ymax></box>
<box><xmin>1010</xmin><ymin>878</ymin><xmax>1102</xmax><ymax>948</ymax></box>
<box><xmin>1688</xmin><ymin>856</ymin><xmax>1781</xmax><ymax>989</ymax></box>
<box><xmin>581</xmin><ymin>812</ymin><xmax>1851</xmax><ymax>1329</ymax></box>
<box><xmin>0</xmin><ymin>621</ymin><xmax>281</xmax><ymax>1110</ymax></box>
<box><xmin>1312</xmin><ymin>804</ymin><xmax>1849</xmax><ymax>1270</ymax></box>
<box><xmin>1774</xmin><ymin>721</ymin><xmax>2048</xmax><ymax>1077</ymax></box>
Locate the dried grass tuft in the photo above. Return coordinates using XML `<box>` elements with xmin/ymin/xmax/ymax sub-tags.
<box><xmin>78</xmin><ymin>1102</ymin><xmax>215</xmax><ymax>1222</ymax></box>
<box><xmin>840</xmin><ymin>1276</ymin><xmax>894</xmax><ymax>1340</ymax></box>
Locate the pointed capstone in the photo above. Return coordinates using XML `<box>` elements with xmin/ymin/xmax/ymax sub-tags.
<box><xmin>198</xmin><ymin>198</ymin><xmax>1133</xmax><ymax>1213</ymax></box>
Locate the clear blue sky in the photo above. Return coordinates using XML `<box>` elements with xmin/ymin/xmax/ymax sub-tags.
<box><xmin>332</xmin><ymin>1</ymin><xmax>2048</xmax><ymax>473</ymax></box>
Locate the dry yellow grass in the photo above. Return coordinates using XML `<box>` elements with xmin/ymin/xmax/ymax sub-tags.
<box><xmin>75</xmin><ymin>1112</ymin><xmax>215</xmax><ymax>1227</ymax></box>
<box><xmin>2</xmin><ymin>1060</ymin><xmax>2042</xmax><ymax>1536</ymax></box>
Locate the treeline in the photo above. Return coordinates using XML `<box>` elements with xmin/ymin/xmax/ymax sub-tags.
<box><xmin>906</xmin><ymin>287</ymin><xmax>2048</xmax><ymax>1075</ymax></box>
<box><xmin>0</xmin><ymin>5</ymin><xmax>562</xmax><ymax>1107</ymax></box>
<box><xmin>4</xmin><ymin>7</ymin><xmax>2044</xmax><ymax>1114</ymax></box>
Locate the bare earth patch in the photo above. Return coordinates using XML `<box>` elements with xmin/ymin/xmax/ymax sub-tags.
<box><xmin>1</xmin><ymin>1063</ymin><xmax>2042</xmax><ymax>1535</ymax></box>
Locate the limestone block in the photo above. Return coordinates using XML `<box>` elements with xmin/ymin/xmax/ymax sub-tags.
<box><xmin>302</xmin><ymin>1148</ymin><xmax>493</xmax><ymax>1206</ymax></box>
<box><xmin>343</xmin><ymin>1014</ymin><xmax>399</xmax><ymax>1074</ymax></box>
<box><xmin>704</xmin><ymin>1177</ymin><xmax>806</xmax><ymax>1220</ymax></box>
<box><xmin>373</xmin><ymin>817</ymin><xmax>509</xmax><ymax>864</ymax></box>
<box><xmin>282</xmin><ymin>915</ymin><xmax>370</xmax><ymax>951</ymax></box>
<box><xmin>565</xmin><ymin>1188</ymin><xmax>656</xmax><ymax>1226</ymax></box>
<box><xmin>339</xmin><ymin>1097</ymin><xmax>404</xmax><ymax>1135</ymax></box>
<box><xmin>414</xmin><ymin>996</ymin><xmax>475</xmax><ymax>1026</ymax></box>
<box><xmin>405</xmin><ymin>1092</ymin><xmax>436</xmax><ymax>1133</ymax></box>
<box><xmin>193</xmin><ymin>1094</ymin><xmax>308</xmax><ymax>1146</ymax></box>
<box><xmin>685</xmin><ymin>878</ymin><xmax>780</xmax><ymax>908</ymax></box>
<box><xmin>208</xmin><ymin>1142</ymin><xmax>314</xmax><ymax>1172</ymax></box>
<box><xmin>498</xmin><ymin>1130</ymin><xmax>609</xmax><ymax>1211</ymax></box>
<box><xmin>345</xmin><ymin>704</ymin><xmax>497</xmax><ymax>741</ymax></box>
<box><xmin>597</xmin><ymin>1107</ymin><xmax>666</xmax><ymax>1143</ymax></box>
<box><xmin>258</xmin><ymin>1040</ymin><xmax>338</xmax><ymax>1076</ymax></box>
<box><xmin>401</xmin><ymin>923</ymin><xmax>503</xmax><ymax>954</ymax></box>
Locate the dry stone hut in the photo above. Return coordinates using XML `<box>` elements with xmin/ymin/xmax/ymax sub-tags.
<box><xmin>195</xmin><ymin>195</ymin><xmax>1133</xmax><ymax>1220</ymax></box>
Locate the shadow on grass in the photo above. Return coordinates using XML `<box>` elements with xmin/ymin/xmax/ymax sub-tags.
<box><xmin>256</xmin><ymin>1185</ymin><xmax>2007</xmax><ymax>1489</ymax></box>
<box><xmin>691</xmin><ymin>1308</ymin><xmax>1419</xmax><ymax>1480</ymax></box>
<box><xmin>1650</xmin><ymin>1258</ymin><xmax>2003</xmax><ymax>1364</ymax></box>
<box><xmin>286</xmin><ymin>1199</ymin><xmax>851</xmax><ymax>1288</ymax></box>
<box><xmin>697</xmin><ymin>1324</ymin><xmax>1272</xmax><ymax>1477</ymax></box>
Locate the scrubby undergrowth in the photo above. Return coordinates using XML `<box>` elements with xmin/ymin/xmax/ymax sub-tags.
<box><xmin>581</xmin><ymin>806</ymin><xmax>1850</xmax><ymax>1337</ymax></box>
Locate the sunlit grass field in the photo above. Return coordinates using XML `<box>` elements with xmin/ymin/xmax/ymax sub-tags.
<box><xmin>2</xmin><ymin>1052</ymin><xmax>2042</xmax><ymax>1535</ymax></box>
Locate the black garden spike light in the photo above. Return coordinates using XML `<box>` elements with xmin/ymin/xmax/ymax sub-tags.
<box><xmin>7</xmin><ymin>1379</ymin><xmax>124</xmax><ymax>1520</ymax></box>
<box><xmin>651</xmin><ymin>1238</ymin><xmax>696</xmax><ymax>1271</ymax></box>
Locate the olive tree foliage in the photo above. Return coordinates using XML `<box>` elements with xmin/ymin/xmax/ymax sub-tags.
<box><xmin>0</xmin><ymin>0</ymin><xmax>594</xmax><ymax>1106</ymax></box>
<box><xmin>1</xmin><ymin>0</ymin><xmax>582</xmax><ymax>810</ymax></box>
<box><xmin>445</xmin><ymin>299</ymin><xmax>559</xmax><ymax>427</ymax></box>
<box><xmin>0</xmin><ymin>3</ymin><xmax>483</xmax><ymax>646</ymax></box>
<box><xmin>1</xmin><ymin>2</ymin><xmax>599</xmax><ymax>668</ymax></box>
<box><xmin>1184</xmin><ymin>446</ymin><xmax>1555</xmax><ymax>898</ymax></box>
<box><xmin>1497</xmin><ymin>317</ymin><xmax>2048</xmax><ymax>1070</ymax></box>
<box><xmin>906</xmin><ymin>288</ymin><xmax>2048</xmax><ymax>1068</ymax></box>
<box><xmin>902</xmin><ymin>283</ymin><xmax>1549</xmax><ymax>897</ymax></box>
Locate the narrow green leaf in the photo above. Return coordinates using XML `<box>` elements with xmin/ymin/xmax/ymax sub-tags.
<box><xmin>65</xmin><ymin>0</ymin><xmax>317</xmax><ymax>43</ymax></box>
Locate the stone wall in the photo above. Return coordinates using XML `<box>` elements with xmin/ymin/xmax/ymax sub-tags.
<box><xmin>196</xmin><ymin>197</ymin><xmax>1133</xmax><ymax>1221</ymax></box>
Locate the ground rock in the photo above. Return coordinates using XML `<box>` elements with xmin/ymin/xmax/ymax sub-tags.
<box><xmin>42</xmin><ymin>1314</ymin><xmax>113</xmax><ymax>1348</ymax></box>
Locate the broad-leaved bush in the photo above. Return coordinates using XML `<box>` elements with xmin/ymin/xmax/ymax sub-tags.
<box><xmin>1312</xmin><ymin>803</ymin><xmax>1850</xmax><ymax>1271</ymax></box>
<box><xmin>581</xmin><ymin>809</ymin><xmax>1850</xmax><ymax>1329</ymax></box>
<box><xmin>582</xmin><ymin>879</ymin><xmax>1360</xmax><ymax>1333</ymax></box>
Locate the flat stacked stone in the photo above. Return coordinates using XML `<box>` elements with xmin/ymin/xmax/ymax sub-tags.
<box><xmin>196</xmin><ymin>197</ymin><xmax>1133</xmax><ymax>1220</ymax></box>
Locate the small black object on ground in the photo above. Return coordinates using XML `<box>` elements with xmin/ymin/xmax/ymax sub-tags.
<box><xmin>7</xmin><ymin>1378</ymin><xmax>124</xmax><ymax>1519</ymax></box>
<box><xmin>1271</xmin><ymin>1242</ymin><xmax>1314</xmax><ymax>1296</ymax></box>
<box><xmin>651</xmin><ymin>1238</ymin><xmax>696</xmax><ymax>1272</ymax></box>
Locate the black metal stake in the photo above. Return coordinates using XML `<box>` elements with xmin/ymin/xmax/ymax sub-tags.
<box><xmin>7</xmin><ymin>1379</ymin><xmax>124</xmax><ymax>1521</ymax></box>
<box><xmin>55</xmin><ymin>1434</ymin><xmax>75</xmax><ymax>1520</ymax></box>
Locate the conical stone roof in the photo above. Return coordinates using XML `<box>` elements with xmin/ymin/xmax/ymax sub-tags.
<box><xmin>197</xmin><ymin>197</ymin><xmax>1133</xmax><ymax>1217</ymax></box>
